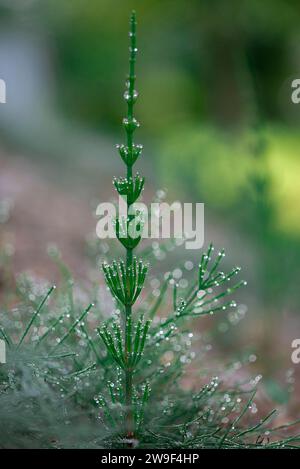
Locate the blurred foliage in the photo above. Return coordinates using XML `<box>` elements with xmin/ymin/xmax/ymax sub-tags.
<box><xmin>47</xmin><ymin>0</ymin><xmax>300</xmax><ymax>129</ymax></box>
<box><xmin>1</xmin><ymin>0</ymin><xmax>300</xmax><ymax>130</ymax></box>
<box><xmin>159</xmin><ymin>124</ymin><xmax>300</xmax><ymax>236</ymax></box>
<box><xmin>159</xmin><ymin>124</ymin><xmax>300</xmax><ymax>312</ymax></box>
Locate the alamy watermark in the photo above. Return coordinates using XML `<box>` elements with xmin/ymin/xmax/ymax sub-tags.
<box><xmin>291</xmin><ymin>339</ymin><xmax>300</xmax><ymax>364</ymax></box>
<box><xmin>0</xmin><ymin>80</ymin><xmax>6</xmax><ymax>361</ymax></box>
<box><xmin>291</xmin><ymin>79</ymin><xmax>300</xmax><ymax>104</ymax></box>
<box><xmin>0</xmin><ymin>339</ymin><xmax>5</xmax><ymax>364</ymax></box>
<box><xmin>0</xmin><ymin>78</ymin><xmax>6</xmax><ymax>104</ymax></box>
<box><xmin>96</xmin><ymin>196</ymin><xmax>204</xmax><ymax>250</ymax></box>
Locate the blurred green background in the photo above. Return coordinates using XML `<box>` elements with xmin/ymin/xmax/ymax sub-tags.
<box><xmin>0</xmin><ymin>0</ymin><xmax>300</xmax><ymax>410</ymax></box>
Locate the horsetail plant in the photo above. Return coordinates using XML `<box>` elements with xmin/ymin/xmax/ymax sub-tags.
<box><xmin>98</xmin><ymin>11</ymin><xmax>246</xmax><ymax>442</ymax></box>
<box><xmin>99</xmin><ymin>11</ymin><xmax>149</xmax><ymax>440</ymax></box>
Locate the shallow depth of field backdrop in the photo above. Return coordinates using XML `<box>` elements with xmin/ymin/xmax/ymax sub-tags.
<box><xmin>0</xmin><ymin>0</ymin><xmax>300</xmax><ymax>426</ymax></box>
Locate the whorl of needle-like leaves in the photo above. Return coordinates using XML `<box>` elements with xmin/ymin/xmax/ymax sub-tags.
<box><xmin>102</xmin><ymin>258</ymin><xmax>148</xmax><ymax>306</ymax></box>
<box><xmin>98</xmin><ymin>314</ymin><xmax>150</xmax><ymax>369</ymax></box>
<box><xmin>114</xmin><ymin>214</ymin><xmax>145</xmax><ymax>250</ymax></box>
<box><xmin>113</xmin><ymin>174</ymin><xmax>145</xmax><ymax>204</ymax></box>
<box><xmin>116</xmin><ymin>144</ymin><xmax>143</xmax><ymax>167</ymax></box>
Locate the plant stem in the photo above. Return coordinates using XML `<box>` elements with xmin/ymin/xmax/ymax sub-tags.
<box><xmin>124</xmin><ymin>11</ymin><xmax>137</xmax><ymax>439</ymax></box>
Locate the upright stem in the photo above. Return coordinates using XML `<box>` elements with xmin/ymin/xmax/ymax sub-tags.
<box><xmin>124</xmin><ymin>11</ymin><xmax>137</xmax><ymax>439</ymax></box>
<box><xmin>125</xmin><ymin>302</ymin><xmax>133</xmax><ymax>437</ymax></box>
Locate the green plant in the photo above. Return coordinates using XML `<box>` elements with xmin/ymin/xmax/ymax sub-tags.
<box><xmin>98</xmin><ymin>11</ymin><xmax>245</xmax><ymax>443</ymax></box>
<box><xmin>0</xmin><ymin>12</ymin><xmax>300</xmax><ymax>450</ymax></box>
<box><xmin>100</xmin><ymin>11</ymin><xmax>150</xmax><ymax>440</ymax></box>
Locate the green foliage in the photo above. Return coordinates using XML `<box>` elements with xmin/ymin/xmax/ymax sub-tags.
<box><xmin>1</xmin><ymin>257</ymin><xmax>299</xmax><ymax>448</ymax></box>
<box><xmin>113</xmin><ymin>174</ymin><xmax>145</xmax><ymax>204</ymax></box>
<box><xmin>102</xmin><ymin>259</ymin><xmax>148</xmax><ymax>306</ymax></box>
<box><xmin>0</xmin><ymin>12</ymin><xmax>300</xmax><ymax>450</ymax></box>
